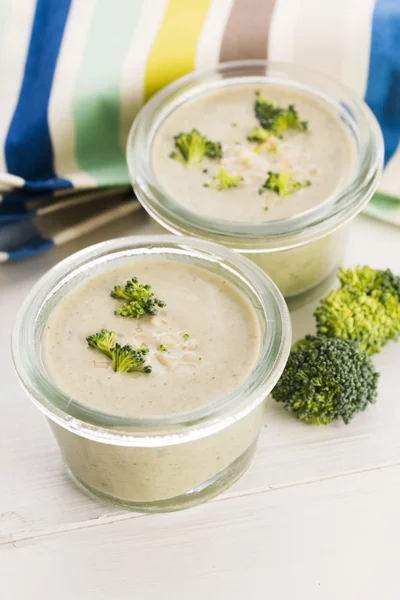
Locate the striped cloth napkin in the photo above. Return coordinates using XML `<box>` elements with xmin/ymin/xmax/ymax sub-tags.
<box><xmin>1</xmin><ymin>0</ymin><xmax>399</xmax><ymax>261</ymax></box>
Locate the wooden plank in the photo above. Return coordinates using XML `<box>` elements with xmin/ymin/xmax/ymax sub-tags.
<box><xmin>2</xmin><ymin>465</ymin><xmax>400</xmax><ymax>599</ymax></box>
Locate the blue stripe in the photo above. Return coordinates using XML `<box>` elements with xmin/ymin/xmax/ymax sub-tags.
<box><xmin>0</xmin><ymin>221</ymin><xmax>54</xmax><ymax>257</ymax></box>
<box><xmin>1</xmin><ymin>196</ymin><xmax>31</xmax><ymax>208</ymax></box>
<box><xmin>0</xmin><ymin>199</ymin><xmax>35</xmax><ymax>222</ymax></box>
<box><xmin>22</xmin><ymin>179</ymin><xmax>71</xmax><ymax>191</ymax></box>
<box><xmin>0</xmin><ymin>213</ymin><xmax>37</xmax><ymax>224</ymax></box>
<box><xmin>5</xmin><ymin>0</ymin><xmax>72</xmax><ymax>187</ymax></box>
<box><xmin>0</xmin><ymin>197</ymin><xmax>38</xmax><ymax>222</ymax></box>
<box><xmin>365</xmin><ymin>0</ymin><xmax>400</xmax><ymax>165</ymax></box>
<box><xmin>0</xmin><ymin>189</ymin><xmax>52</xmax><ymax>222</ymax></box>
<box><xmin>2</xmin><ymin>190</ymin><xmax>53</xmax><ymax>203</ymax></box>
<box><xmin>7</xmin><ymin>239</ymin><xmax>55</xmax><ymax>259</ymax></box>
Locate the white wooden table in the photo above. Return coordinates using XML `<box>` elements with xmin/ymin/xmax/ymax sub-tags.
<box><xmin>1</xmin><ymin>211</ymin><xmax>399</xmax><ymax>600</ymax></box>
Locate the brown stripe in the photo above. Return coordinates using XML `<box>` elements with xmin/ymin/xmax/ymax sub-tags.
<box><xmin>219</xmin><ymin>0</ymin><xmax>277</xmax><ymax>62</ymax></box>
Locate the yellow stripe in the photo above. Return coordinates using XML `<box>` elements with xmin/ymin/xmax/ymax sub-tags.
<box><xmin>144</xmin><ymin>0</ymin><xmax>211</xmax><ymax>99</ymax></box>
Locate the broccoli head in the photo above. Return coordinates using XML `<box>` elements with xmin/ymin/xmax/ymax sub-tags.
<box><xmin>272</xmin><ymin>335</ymin><xmax>379</xmax><ymax>425</ymax></box>
<box><xmin>254</xmin><ymin>92</ymin><xmax>308</xmax><ymax>137</ymax></box>
<box><xmin>111</xmin><ymin>277</ymin><xmax>166</xmax><ymax>319</ymax></box>
<box><xmin>205</xmin><ymin>167</ymin><xmax>244</xmax><ymax>191</ymax></box>
<box><xmin>170</xmin><ymin>129</ymin><xmax>222</xmax><ymax>165</ymax></box>
<box><xmin>315</xmin><ymin>266</ymin><xmax>400</xmax><ymax>354</ymax></box>
<box><xmin>87</xmin><ymin>330</ymin><xmax>152</xmax><ymax>374</ymax></box>
<box><xmin>111</xmin><ymin>344</ymin><xmax>152</xmax><ymax>373</ymax></box>
<box><xmin>86</xmin><ymin>329</ymin><xmax>117</xmax><ymax>358</ymax></box>
<box><xmin>259</xmin><ymin>171</ymin><xmax>311</xmax><ymax>196</ymax></box>
<box><xmin>247</xmin><ymin>126</ymin><xmax>271</xmax><ymax>143</ymax></box>
<box><xmin>205</xmin><ymin>139</ymin><xmax>223</xmax><ymax>159</ymax></box>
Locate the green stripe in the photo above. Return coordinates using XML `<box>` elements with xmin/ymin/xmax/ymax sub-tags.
<box><xmin>371</xmin><ymin>191</ymin><xmax>400</xmax><ymax>206</ymax></box>
<box><xmin>363</xmin><ymin>192</ymin><xmax>400</xmax><ymax>226</ymax></box>
<box><xmin>72</xmin><ymin>1</ymin><xmax>145</xmax><ymax>185</ymax></box>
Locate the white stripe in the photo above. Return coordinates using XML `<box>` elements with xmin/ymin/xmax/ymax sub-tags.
<box><xmin>51</xmin><ymin>201</ymin><xmax>141</xmax><ymax>245</ymax></box>
<box><xmin>48</xmin><ymin>0</ymin><xmax>98</xmax><ymax>188</ymax></box>
<box><xmin>37</xmin><ymin>186</ymin><xmax>129</xmax><ymax>215</ymax></box>
<box><xmin>270</xmin><ymin>0</ymin><xmax>375</xmax><ymax>97</ymax></box>
<box><xmin>380</xmin><ymin>142</ymin><xmax>400</xmax><ymax>197</ymax></box>
<box><xmin>340</xmin><ymin>0</ymin><xmax>376</xmax><ymax>96</ymax></box>
<box><xmin>0</xmin><ymin>0</ymin><xmax>36</xmax><ymax>175</ymax></box>
<box><xmin>0</xmin><ymin>173</ymin><xmax>25</xmax><ymax>191</ymax></box>
<box><xmin>195</xmin><ymin>0</ymin><xmax>234</xmax><ymax>70</ymax></box>
<box><xmin>119</xmin><ymin>0</ymin><xmax>168</xmax><ymax>149</ymax></box>
<box><xmin>291</xmin><ymin>0</ymin><xmax>347</xmax><ymax>83</ymax></box>
<box><xmin>268</xmin><ymin>0</ymin><xmax>301</xmax><ymax>64</ymax></box>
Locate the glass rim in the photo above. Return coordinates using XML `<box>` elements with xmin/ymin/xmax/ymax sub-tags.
<box><xmin>12</xmin><ymin>235</ymin><xmax>291</xmax><ymax>446</ymax></box>
<box><xmin>127</xmin><ymin>59</ymin><xmax>383</xmax><ymax>250</ymax></box>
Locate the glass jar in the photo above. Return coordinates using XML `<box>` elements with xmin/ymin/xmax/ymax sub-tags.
<box><xmin>12</xmin><ymin>235</ymin><xmax>291</xmax><ymax>512</ymax></box>
<box><xmin>127</xmin><ymin>60</ymin><xmax>383</xmax><ymax>301</ymax></box>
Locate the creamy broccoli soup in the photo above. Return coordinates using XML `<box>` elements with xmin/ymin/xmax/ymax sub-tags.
<box><xmin>43</xmin><ymin>261</ymin><xmax>260</xmax><ymax>419</ymax></box>
<box><xmin>151</xmin><ymin>84</ymin><xmax>354</xmax><ymax>223</ymax></box>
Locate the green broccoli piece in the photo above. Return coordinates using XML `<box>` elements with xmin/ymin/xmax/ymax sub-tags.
<box><xmin>272</xmin><ymin>335</ymin><xmax>379</xmax><ymax>425</ymax></box>
<box><xmin>255</xmin><ymin>91</ymin><xmax>308</xmax><ymax>137</ymax></box>
<box><xmin>114</xmin><ymin>298</ymin><xmax>164</xmax><ymax>319</ymax></box>
<box><xmin>111</xmin><ymin>277</ymin><xmax>166</xmax><ymax>319</ymax></box>
<box><xmin>206</xmin><ymin>167</ymin><xmax>244</xmax><ymax>191</ymax></box>
<box><xmin>183</xmin><ymin>333</ymin><xmax>190</xmax><ymax>341</ymax></box>
<box><xmin>158</xmin><ymin>344</ymin><xmax>167</xmax><ymax>352</ymax></box>
<box><xmin>259</xmin><ymin>171</ymin><xmax>311</xmax><ymax>196</ymax></box>
<box><xmin>205</xmin><ymin>139</ymin><xmax>223</xmax><ymax>159</ymax></box>
<box><xmin>255</xmin><ymin>93</ymin><xmax>280</xmax><ymax>131</ymax></box>
<box><xmin>277</xmin><ymin>103</ymin><xmax>308</xmax><ymax>132</ymax></box>
<box><xmin>86</xmin><ymin>329</ymin><xmax>117</xmax><ymax>358</ymax></box>
<box><xmin>86</xmin><ymin>331</ymin><xmax>152</xmax><ymax>374</ymax></box>
<box><xmin>169</xmin><ymin>129</ymin><xmax>222</xmax><ymax>165</ymax></box>
<box><xmin>111</xmin><ymin>344</ymin><xmax>152</xmax><ymax>373</ymax></box>
<box><xmin>315</xmin><ymin>266</ymin><xmax>400</xmax><ymax>355</ymax></box>
<box><xmin>248</xmin><ymin>127</ymin><xmax>279</xmax><ymax>154</ymax></box>
<box><xmin>247</xmin><ymin>126</ymin><xmax>271</xmax><ymax>143</ymax></box>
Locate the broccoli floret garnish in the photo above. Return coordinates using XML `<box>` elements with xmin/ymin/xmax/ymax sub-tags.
<box><xmin>259</xmin><ymin>171</ymin><xmax>311</xmax><ymax>196</ymax></box>
<box><xmin>205</xmin><ymin>140</ymin><xmax>223</xmax><ymax>159</ymax></box>
<box><xmin>86</xmin><ymin>331</ymin><xmax>152</xmax><ymax>374</ymax></box>
<box><xmin>111</xmin><ymin>277</ymin><xmax>166</xmax><ymax>319</ymax></box>
<box><xmin>315</xmin><ymin>266</ymin><xmax>400</xmax><ymax>355</ymax></box>
<box><xmin>248</xmin><ymin>128</ymin><xmax>279</xmax><ymax>154</ymax></box>
<box><xmin>111</xmin><ymin>344</ymin><xmax>152</xmax><ymax>373</ymax></box>
<box><xmin>169</xmin><ymin>129</ymin><xmax>222</xmax><ymax>165</ymax></box>
<box><xmin>87</xmin><ymin>329</ymin><xmax>117</xmax><ymax>358</ymax></box>
<box><xmin>158</xmin><ymin>344</ymin><xmax>167</xmax><ymax>352</ymax></box>
<box><xmin>272</xmin><ymin>335</ymin><xmax>379</xmax><ymax>425</ymax></box>
<box><xmin>247</xmin><ymin>126</ymin><xmax>271</xmax><ymax>143</ymax></box>
<box><xmin>183</xmin><ymin>333</ymin><xmax>190</xmax><ymax>341</ymax></box>
<box><xmin>115</xmin><ymin>299</ymin><xmax>164</xmax><ymax>319</ymax></box>
<box><xmin>254</xmin><ymin>91</ymin><xmax>308</xmax><ymax>137</ymax></box>
<box><xmin>206</xmin><ymin>167</ymin><xmax>244</xmax><ymax>191</ymax></box>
